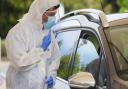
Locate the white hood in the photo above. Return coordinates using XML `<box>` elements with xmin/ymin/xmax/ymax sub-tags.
<box><xmin>19</xmin><ymin>0</ymin><xmax>60</xmax><ymax>28</ymax></box>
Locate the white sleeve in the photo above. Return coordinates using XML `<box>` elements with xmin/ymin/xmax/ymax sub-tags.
<box><xmin>48</xmin><ymin>33</ymin><xmax>61</xmax><ymax>80</ymax></box>
<box><xmin>6</xmin><ymin>31</ymin><xmax>44</xmax><ymax>71</ymax></box>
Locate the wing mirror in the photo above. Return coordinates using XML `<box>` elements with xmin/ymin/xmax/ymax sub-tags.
<box><xmin>68</xmin><ymin>72</ymin><xmax>95</xmax><ymax>89</ymax></box>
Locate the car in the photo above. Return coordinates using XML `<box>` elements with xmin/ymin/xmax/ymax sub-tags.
<box><xmin>52</xmin><ymin>9</ymin><xmax>128</xmax><ymax>89</ymax></box>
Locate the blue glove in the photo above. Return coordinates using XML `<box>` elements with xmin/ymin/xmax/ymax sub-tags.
<box><xmin>45</xmin><ymin>76</ymin><xmax>54</xmax><ymax>88</ymax></box>
<box><xmin>41</xmin><ymin>30</ymin><xmax>51</xmax><ymax>51</ymax></box>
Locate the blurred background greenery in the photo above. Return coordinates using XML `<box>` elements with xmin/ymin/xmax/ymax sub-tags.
<box><xmin>0</xmin><ymin>0</ymin><xmax>128</xmax><ymax>39</ymax></box>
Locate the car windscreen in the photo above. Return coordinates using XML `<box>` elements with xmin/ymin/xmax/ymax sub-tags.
<box><xmin>109</xmin><ymin>25</ymin><xmax>128</xmax><ymax>80</ymax></box>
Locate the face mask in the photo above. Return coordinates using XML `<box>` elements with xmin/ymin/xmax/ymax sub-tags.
<box><xmin>44</xmin><ymin>16</ymin><xmax>56</xmax><ymax>30</ymax></box>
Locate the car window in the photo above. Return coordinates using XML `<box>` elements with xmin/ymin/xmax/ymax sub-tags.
<box><xmin>109</xmin><ymin>25</ymin><xmax>128</xmax><ymax>80</ymax></box>
<box><xmin>69</xmin><ymin>30</ymin><xmax>107</xmax><ymax>88</ymax></box>
<box><xmin>56</xmin><ymin>30</ymin><xmax>81</xmax><ymax>80</ymax></box>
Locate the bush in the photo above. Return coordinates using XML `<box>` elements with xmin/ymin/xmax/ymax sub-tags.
<box><xmin>57</xmin><ymin>54</ymin><xmax>80</xmax><ymax>80</ymax></box>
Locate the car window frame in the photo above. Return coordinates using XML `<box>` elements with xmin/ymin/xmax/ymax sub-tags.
<box><xmin>63</xmin><ymin>27</ymin><xmax>107</xmax><ymax>87</ymax></box>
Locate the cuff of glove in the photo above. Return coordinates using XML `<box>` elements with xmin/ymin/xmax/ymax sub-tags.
<box><xmin>40</xmin><ymin>45</ymin><xmax>48</xmax><ymax>51</ymax></box>
<box><xmin>45</xmin><ymin>76</ymin><xmax>55</xmax><ymax>88</ymax></box>
<box><xmin>43</xmin><ymin>47</ymin><xmax>47</xmax><ymax>51</ymax></box>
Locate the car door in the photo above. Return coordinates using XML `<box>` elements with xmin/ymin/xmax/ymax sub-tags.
<box><xmin>53</xmin><ymin>27</ymin><xmax>109</xmax><ymax>89</ymax></box>
<box><xmin>52</xmin><ymin>10</ymin><xmax>109</xmax><ymax>89</ymax></box>
<box><xmin>65</xmin><ymin>28</ymin><xmax>108</xmax><ymax>89</ymax></box>
<box><xmin>104</xmin><ymin>24</ymin><xmax>128</xmax><ymax>89</ymax></box>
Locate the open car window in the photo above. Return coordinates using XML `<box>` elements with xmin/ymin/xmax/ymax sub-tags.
<box><xmin>68</xmin><ymin>30</ymin><xmax>107</xmax><ymax>88</ymax></box>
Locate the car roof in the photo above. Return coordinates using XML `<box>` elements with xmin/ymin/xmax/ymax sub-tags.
<box><xmin>60</xmin><ymin>9</ymin><xmax>128</xmax><ymax>27</ymax></box>
<box><xmin>107</xmin><ymin>13</ymin><xmax>128</xmax><ymax>22</ymax></box>
<box><xmin>60</xmin><ymin>9</ymin><xmax>109</xmax><ymax>27</ymax></box>
<box><xmin>52</xmin><ymin>9</ymin><xmax>128</xmax><ymax>32</ymax></box>
<box><xmin>107</xmin><ymin>13</ymin><xmax>128</xmax><ymax>26</ymax></box>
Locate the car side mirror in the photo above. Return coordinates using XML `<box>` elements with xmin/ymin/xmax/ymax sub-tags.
<box><xmin>68</xmin><ymin>72</ymin><xmax>95</xmax><ymax>89</ymax></box>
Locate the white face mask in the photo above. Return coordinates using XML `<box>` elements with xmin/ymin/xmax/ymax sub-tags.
<box><xmin>43</xmin><ymin>16</ymin><xmax>56</xmax><ymax>30</ymax></box>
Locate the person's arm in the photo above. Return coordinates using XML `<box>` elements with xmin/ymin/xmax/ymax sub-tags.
<box><xmin>48</xmin><ymin>33</ymin><xmax>61</xmax><ymax>82</ymax></box>
<box><xmin>5</xmin><ymin>31</ymin><xmax>44</xmax><ymax>71</ymax></box>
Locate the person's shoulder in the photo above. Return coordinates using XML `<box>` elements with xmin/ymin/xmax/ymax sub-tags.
<box><xmin>8</xmin><ymin>20</ymin><xmax>32</xmax><ymax>36</ymax></box>
<box><xmin>7</xmin><ymin>22</ymin><xmax>20</xmax><ymax>37</ymax></box>
<box><xmin>6</xmin><ymin>22</ymin><xmax>28</xmax><ymax>40</ymax></box>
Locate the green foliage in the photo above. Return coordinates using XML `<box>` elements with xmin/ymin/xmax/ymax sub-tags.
<box><xmin>8</xmin><ymin>0</ymin><xmax>32</xmax><ymax>10</ymax></box>
<box><xmin>1</xmin><ymin>40</ymin><xmax>6</xmax><ymax>57</ymax></box>
<box><xmin>0</xmin><ymin>0</ymin><xmax>33</xmax><ymax>39</ymax></box>
<box><xmin>0</xmin><ymin>0</ymin><xmax>104</xmax><ymax>39</ymax></box>
<box><xmin>57</xmin><ymin>55</ymin><xmax>70</xmax><ymax>80</ymax></box>
<box><xmin>61</xmin><ymin>0</ymin><xmax>101</xmax><ymax>12</ymax></box>
<box><xmin>71</xmin><ymin>53</ymin><xmax>80</xmax><ymax>74</ymax></box>
<box><xmin>117</xmin><ymin>0</ymin><xmax>128</xmax><ymax>12</ymax></box>
<box><xmin>57</xmin><ymin>53</ymin><xmax>80</xmax><ymax>80</ymax></box>
<box><xmin>1</xmin><ymin>0</ymin><xmax>128</xmax><ymax>39</ymax></box>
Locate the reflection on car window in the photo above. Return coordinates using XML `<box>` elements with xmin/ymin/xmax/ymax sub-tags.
<box><xmin>77</xmin><ymin>39</ymin><xmax>99</xmax><ymax>68</ymax></box>
<box><xmin>70</xmin><ymin>32</ymin><xmax>107</xmax><ymax>88</ymax></box>
<box><xmin>56</xmin><ymin>30</ymin><xmax>80</xmax><ymax>80</ymax></box>
<box><xmin>56</xmin><ymin>30</ymin><xmax>80</xmax><ymax>56</ymax></box>
<box><xmin>56</xmin><ymin>29</ymin><xmax>107</xmax><ymax>88</ymax></box>
<box><xmin>72</xmin><ymin>37</ymin><xmax>100</xmax><ymax>75</ymax></box>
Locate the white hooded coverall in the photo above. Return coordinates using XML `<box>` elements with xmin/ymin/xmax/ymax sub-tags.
<box><xmin>5</xmin><ymin>0</ymin><xmax>61</xmax><ymax>89</ymax></box>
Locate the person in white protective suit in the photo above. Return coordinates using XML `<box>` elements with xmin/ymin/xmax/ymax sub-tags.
<box><xmin>5</xmin><ymin>0</ymin><xmax>61</xmax><ymax>89</ymax></box>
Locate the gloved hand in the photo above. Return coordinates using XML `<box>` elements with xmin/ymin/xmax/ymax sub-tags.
<box><xmin>45</xmin><ymin>76</ymin><xmax>54</xmax><ymax>88</ymax></box>
<box><xmin>41</xmin><ymin>30</ymin><xmax>51</xmax><ymax>51</ymax></box>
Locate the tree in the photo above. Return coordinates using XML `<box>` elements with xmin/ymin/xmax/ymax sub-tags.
<box><xmin>103</xmin><ymin>0</ymin><xmax>128</xmax><ymax>13</ymax></box>
<box><xmin>104</xmin><ymin>0</ymin><xmax>119</xmax><ymax>13</ymax></box>
<box><xmin>1</xmin><ymin>0</ymin><xmax>128</xmax><ymax>39</ymax></box>
<box><xmin>117</xmin><ymin>0</ymin><xmax>128</xmax><ymax>12</ymax></box>
<box><xmin>57</xmin><ymin>53</ymin><xmax>80</xmax><ymax>80</ymax></box>
<box><xmin>0</xmin><ymin>0</ymin><xmax>33</xmax><ymax>39</ymax></box>
<box><xmin>61</xmin><ymin>0</ymin><xmax>102</xmax><ymax>12</ymax></box>
<box><xmin>57</xmin><ymin>55</ymin><xmax>70</xmax><ymax>80</ymax></box>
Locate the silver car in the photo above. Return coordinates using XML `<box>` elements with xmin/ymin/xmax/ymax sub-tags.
<box><xmin>52</xmin><ymin>9</ymin><xmax>128</xmax><ymax>89</ymax></box>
